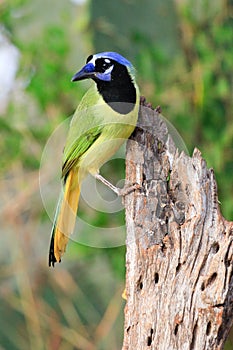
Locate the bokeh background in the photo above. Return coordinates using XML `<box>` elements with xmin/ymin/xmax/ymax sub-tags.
<box><xmin>0</xmin><ymin>0</ymin><xmax>232</xmax><ymax>349</ymax></box>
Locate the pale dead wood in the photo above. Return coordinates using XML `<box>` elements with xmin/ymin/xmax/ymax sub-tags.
<box><xmin>122</xmin><ymin>100</ymin><xmax>233</xmax><ymax>350</ymax></box>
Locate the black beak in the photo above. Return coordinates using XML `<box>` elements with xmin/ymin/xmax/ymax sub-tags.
<box><xmin>71</xmin><ymin>63</ymin><xmax>95</xmax><ymax>82</ymax></box>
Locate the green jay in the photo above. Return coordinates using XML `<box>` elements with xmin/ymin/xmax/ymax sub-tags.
<box><xmin>49</xmin><ymin>52</ymin><xmax>140</xmax><ymax>266</ymax></box>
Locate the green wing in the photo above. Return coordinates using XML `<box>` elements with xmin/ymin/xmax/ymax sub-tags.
<box><xmin>62</xmin><ymin>85</ymin><xmax>104</xmax><ymax>179</ymax></box>
<box><xmin>62</xmin><ymin>82</ymin><xmax>140</xmax><ymax>180</ymax></box>
<box><xmin>62</xmin><ymin>125</ymin><xmax>103</xmax><ymax>178</ymax></box>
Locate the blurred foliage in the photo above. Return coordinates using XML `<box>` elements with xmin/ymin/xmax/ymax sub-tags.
<box><xmin>0</xmin><ymin>0</ymin><xmax>232</xmax><ymax>349</ymax></box>
<box><xmin>91</xmin><ymin>0</ymin><xmax>233</xmax><ymax>221</ymax></box>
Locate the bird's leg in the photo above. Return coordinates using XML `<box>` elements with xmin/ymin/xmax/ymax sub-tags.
<box><xmin>94</xmin><ymin>174</ymin><xmax>140</xmax><ymax>196</ymax></box>
<box><xmin>94</xmin><ymin>174</ymin><xmax>119</xmax><ymax>195</ymax></box>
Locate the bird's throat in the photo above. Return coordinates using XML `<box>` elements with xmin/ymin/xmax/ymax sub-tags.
<box><xmin>96</xmin><ymin>79</ymin><xmax>136</xmax><ymax>115</ymax></box>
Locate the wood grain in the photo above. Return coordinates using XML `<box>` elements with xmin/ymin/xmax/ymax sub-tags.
<box><xmin>122</xmin><ymin>100</ymin><xmax>233</xmax><ymax>350</ymax></box>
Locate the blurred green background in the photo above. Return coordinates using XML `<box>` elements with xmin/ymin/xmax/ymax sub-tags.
<box><xmin>0</xmin><ymin>0</ymin><xmax>232</xmax><ymax>349</ymax></box>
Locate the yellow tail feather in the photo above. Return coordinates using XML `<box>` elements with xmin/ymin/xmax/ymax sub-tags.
<box><xmin>50</xmin><ymin>168</ymin><xmax>80</xmax><ymax>266</ymax></box>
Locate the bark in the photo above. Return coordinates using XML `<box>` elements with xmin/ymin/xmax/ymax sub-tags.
<box><xmin>122</xmin><ymin>99</ymin><xmax>233</xmax><ymax>350</ymax></box>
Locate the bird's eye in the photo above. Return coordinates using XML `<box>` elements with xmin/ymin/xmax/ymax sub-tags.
<box><xmin>95</xmin><ymin>58</ymin><xmax>113</xmax><ymax>73</ymax></box>
<box><xmin>102</xmin><ymin>58</ymin><xmax>111</xmax><ymax>68</ymax></box>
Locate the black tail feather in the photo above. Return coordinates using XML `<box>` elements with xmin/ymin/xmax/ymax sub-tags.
<box><xmin>48</xmin><ymin>232</ymin><xmax>60</xmax><ymax>267</ymax></box>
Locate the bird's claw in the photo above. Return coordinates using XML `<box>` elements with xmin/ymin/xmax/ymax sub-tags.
<box><xmin>117</xmin><ymin>183</ymin><xmax>141</xmax><ymax>197</ymax></box>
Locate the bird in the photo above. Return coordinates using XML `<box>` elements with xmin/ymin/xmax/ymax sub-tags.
<box><xmin>48</xmin><ymin>52</ymin><xmax>140</xmax><ymax>267</ymax></box>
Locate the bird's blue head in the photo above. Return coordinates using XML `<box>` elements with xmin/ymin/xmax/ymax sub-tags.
<box><xmin>71</xmin><ymin>52</ymin><xmax>136</xmax><ymax>83</ymax></box>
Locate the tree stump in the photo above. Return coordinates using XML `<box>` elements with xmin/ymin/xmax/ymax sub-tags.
<box><xmin>122</xmin><ymin>100</ymin><xmax>233</xmax><ymax>350</ymax></box>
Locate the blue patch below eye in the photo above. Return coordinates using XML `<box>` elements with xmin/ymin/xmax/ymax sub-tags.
<box><xmin>95</xmin><ymin>72</ymin><xmax>112</xmax><ymax>81</ymax></box>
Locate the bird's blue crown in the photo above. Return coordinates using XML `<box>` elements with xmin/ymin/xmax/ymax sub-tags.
<box><xmin>94</xmin><ymin>52</ymin><xmax>136</xmax><ymax>76</ymax></box>
<box><xmin>95</xmin><ymin>52</ymin><xmax>132</xmax><ymax>67</ymax></box>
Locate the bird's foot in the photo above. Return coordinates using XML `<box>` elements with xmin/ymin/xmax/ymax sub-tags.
<box><xmin>117</xmin><ymin>182</ymin><xmax>141</xmax><ymax>196</ymax></box>
<box><xmin>94</xmin><ymin>174</ymin><xmax>140</xmax><ymax>197</ymax></box>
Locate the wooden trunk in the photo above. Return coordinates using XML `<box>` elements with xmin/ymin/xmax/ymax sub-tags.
<box><xmin>122</xmin><ymin>100</ymin><xmax>233</xmax><ymax>350</ymax></box>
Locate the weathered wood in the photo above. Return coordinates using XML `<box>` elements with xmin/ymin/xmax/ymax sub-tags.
<box><xmin>122</xmin><ymin>100</ymin><xmax>233</xmax><ymax>350</ymax></box>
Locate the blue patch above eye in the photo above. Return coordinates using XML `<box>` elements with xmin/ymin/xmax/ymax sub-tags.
<box><xmin>94</xmin><ymin>52</ymin><xmax>133</xmax><ymax>69</ymax></box>
<box><xmin>83</xmin><ymin>63</ymin><xmax>95</xmax><ymax>73</ymax></box>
